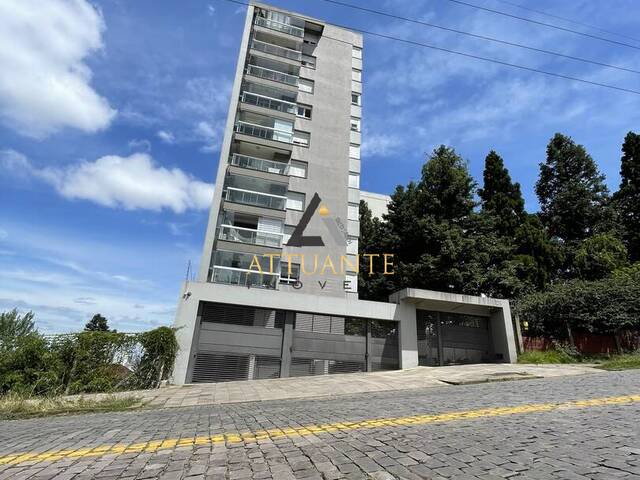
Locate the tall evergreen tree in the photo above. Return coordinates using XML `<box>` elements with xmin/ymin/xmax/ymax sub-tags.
<box><xmin>84</xmin><ymin>314</ymin><xmax>110</xmax><ymax>332</ymax></box>
<box><xmin>417</xmin><ymin>145</ymin><xmax>476</xmax><ymax>222</ymax></box>
<box><xmin>535</xmin><ymin>133</ymin><xmax>609</xmax><ymax>243</ymax></box>
<box><xmin>478</xmin><ymin>150</ymin><xmax>525</xmax><ymax>236</ymax></box>
<box><xmin>613</xmin><ymin>131</ymin><xmax>640</xmax><ymax>261</ymax></box>
<box><xmin>404</xmin><ymin>146</ymin><xmax>479</xmax><ymax>293</ymax></box>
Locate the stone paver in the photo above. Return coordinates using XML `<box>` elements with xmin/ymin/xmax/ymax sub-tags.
<box><xmin>0</xmin><ymin>370</ymin><xmax>638</xmax><ymax>479</ymax></box>
<box><xmin>66</xmin><ymin>363</ymin><xmax>600</xmax><ymax>409</ymax></box>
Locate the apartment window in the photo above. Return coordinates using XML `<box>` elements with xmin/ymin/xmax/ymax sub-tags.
<box><xmin>301</xmin><ymin>54</ymin><xmax>316</xmax><ymax>68</ymax></box>
<box><xmin>345</xmin><ymin>274</ymin><xmax>358</xmax><ymax>293</ymax></box>
<box><xmin>348</xmin><ymin>172</ymin><xmax>360</xmax><ymax>188</ymax></box>
<box><xmin>297</xmin><ymin>104</ymin><xmax>312</xmax><ymax>119</ymax></box>
<box><xmin>352</xmin><ymin>69</ymin><xmax>362</xmax><ymax>82</ymax></box>
<box><xmin>288</xmin><ymin>160</ymin><xmax>307</xmax><ymax>178</ymax></box>
<box><xmin>346</xmin><ymin>236</ymin><xmax>358</xmax><ymax>255</ymax></box>
<box><xmin>351</xmin><ymin>93</ymin><xmax>361</xmax><ymax>106</ymax></box>
<box><xmin>352</xmin><ymin>46</ymin><xmax>362</xmax><ymax>59</ymax></box>
<box><xmin>348</xmin><ymin>203</ymin><xmax>359</xmax><ymax>221</ymax></box>
<box><xmin>293</xmin><ymin>130</ymin><xmax>310</xmax><ymax>147</ymax></box>
<box><xmin>286</xmin><ymin>191</ymin><xmax>305</xmax><ymax>211</ymax></box>
<box><xmin>280</xmin><ymin>263</ymin><xmax>300</xmax><ymax>285</ymax></box>
<box><xmin>349</xmin><ymin>144</ymin><xmax>360</xmax><ymax>160</ymax></box>
<box><xmin>299</xmin><ymin>78</ymin><xmax>314</xmax><ymax>94</ymax></box>
<box><xmin>350</xmin><ymin>117</ymin><xmax>360</xmax><ymax>132</ymax></box>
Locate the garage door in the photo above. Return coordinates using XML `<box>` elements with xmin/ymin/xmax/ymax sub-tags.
<box><xmin>289</xmin><ymin>314</ymin><xmax>399</xmax><ymax>376</ymax></box>
<box><xmin>417</xmin><ymin>310</ymin><xmax>492</xmax><ymax>366</ymax></box>
<box><xmin>190</xmin><ymin>302</ymin><xmax>284</xmax><ymax>383</ymax></box>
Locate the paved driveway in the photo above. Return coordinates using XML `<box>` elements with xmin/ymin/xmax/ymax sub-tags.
<box><xmin>1</xmin><ymin>370</ymin><xmax>639</xmax><ymax>479</ymax></box>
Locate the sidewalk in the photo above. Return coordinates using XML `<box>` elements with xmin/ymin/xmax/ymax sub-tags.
<box><xmin>73</xmin><ymin>363</ymin><xmax>601</xmax><ymax>409</ymax></box>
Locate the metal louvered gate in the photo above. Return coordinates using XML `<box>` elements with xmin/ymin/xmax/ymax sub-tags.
<box><xmin>417</xmin><ymin>310</ymin><xmax>492</xmax><ymax>366</ymax></box>
<box><xmin>189</xmin><ymin>302</ymin><xmax>400</xmax><ymax>383</ymax></box>
<box><xmin>289</xmin><ymin>313</ymin><xmax>399</xmax><ymax>377</ymax></box>
<box><xmin>190</xmin><ymin>302</ymin><xmax>284</xmax><ymax>383</ymax></box>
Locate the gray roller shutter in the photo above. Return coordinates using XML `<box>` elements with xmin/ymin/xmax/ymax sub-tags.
<box><xmin>190</xmin><ymin>302</ymin><xmax>284</xmax><ymax>383</ymax></box>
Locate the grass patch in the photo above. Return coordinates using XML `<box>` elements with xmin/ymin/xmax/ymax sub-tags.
<box><xmin>518</xmin><ymin>349</ymin><xmax>576</xmax><ymax>364</ymax></box>
<box><xmin>596</xmin><ymin>353</ymin><xmax>640</xmax><ymax>371</ymax></box>
<box><xmin>0</xmin><ymin>393</ymin><xmax>143</xmax><ymax>420</ymax></box>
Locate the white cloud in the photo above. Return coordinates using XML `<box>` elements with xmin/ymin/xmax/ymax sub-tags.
<box><xmin>0</xmin><ymin>0</ymin><xmax>116</xmax><ymax>138</ymax></box>
<box><xmin>194</xmin><ymin>120</ymin><xmax>224</xmax><ymax>153</ymax></box>
<box><xmin>1</xmin><ymin>150</ymin><xmax>214</xmax><ymax>213</ymax></box>
<box><xmin>128</xmin><ymin>138</ymin><xmax>151</xmax><ymax>152</ymax></box>
<box><xmin>361</xmin><ymin>133</ymin><xmax>403</xmax><ymax>158</ymax></box>
<box><xmin>156</xmin><ymin>129</ymin><xmax>175</xmax><ymax>144</ymax></box>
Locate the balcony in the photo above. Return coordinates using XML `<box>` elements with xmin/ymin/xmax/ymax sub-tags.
<box><xmin>225</xmin><ymin>187</ymin><xmax>287</xmax><ymax>210</ymax></box>
<box><xmin>230</xmin><ymin>153</ymin><xmax>288</xmax><ymax>175</ymax></box>
<box><xmin>254</xmin><ymin>16</ymin><xmax>304</xmax><ymax>38</ymax></box>
<box><xmin>250</xmin><ymin>38</ymin><xmax>302</xmax><ymax>61</ymax></box>
<box><xmin>211</xmin><ymin>266</ymin><xmax>279</xmax><ymax>289</ymax></box>
<box><xmin>240</xmin><ymin>91</ymin><xmax>296</xmax><ymax>115</ymax></box>
<box><xmin>218</xmin><ymin>224</ymin><xmax>283</xmax><ymax>248</ymax></box>
<box><xmin>246</xmin><ymin>64</ymin><xmax>298</xmax><ymax>86</ymax></box>
<box><xmin>235</xmin><ymin>120</ymin><xmax>293</xmax><ymax>144</ymax></box>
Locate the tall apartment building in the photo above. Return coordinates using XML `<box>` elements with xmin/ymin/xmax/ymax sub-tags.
<box><xmin>171</xmin><ymin>2</ymin><xmax>517</xmax><ymax>384</ymax></box>
<box><xmin>197</xmin><ymin>2</ymin><xmax>362</xmax><ymax>298</ymax></box>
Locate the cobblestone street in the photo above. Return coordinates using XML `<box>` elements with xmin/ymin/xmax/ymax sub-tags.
<box><xmin>1</xmin><ymin>370</ymin><xmax>638</xmax><ymax>479</ymax></box>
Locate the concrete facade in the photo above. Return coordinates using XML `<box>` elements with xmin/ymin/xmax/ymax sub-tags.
<box><xmin>360</xmin><ymin>190</ymin><xmax>391</xmax><ymax>219</ymax></box>
<box><xmin>172</xmin><ymin>282</ymin><xmax>516</xmax><ymax>384</ymax></box>
<box><xmin>170</xmin><ymin>3</ymin><xmax>518</xmax><ymax>385</ymax></box>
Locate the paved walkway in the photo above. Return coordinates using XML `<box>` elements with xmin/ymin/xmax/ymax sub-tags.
<box><xmin>77</xmin><ymin>363</ymin><xmax>599</xmax><ymax>409</ymax></box>
<box><xmin>1</xmin><ymin>370</ymin><xmax>638</xmax><ymax>479</ymax></box>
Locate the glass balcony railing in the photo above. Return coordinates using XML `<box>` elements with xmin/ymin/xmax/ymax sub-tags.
<box><xmin>234</xmin><ymin>121</ymin><xmax>293</xmax><ymax>144</ymax></box>
<box><xmin>254</xmin><ymin>17</ymin><xmax>304</xmax><ymax>38</ymax></box>
<box><xmin>250</xmin><ymin>39</ymin><xmax>302</xmax><ymax>61</ymax></box>
<box><xmin>225</xmin><ymin>187</ymin><xmax>287</xmax><ymax>210</ymax></box>
<box><xmin>230</xmin><ymin>153</ymin><xmax>288</xmax><ymax>175</ymax></box>
<box><xmin>246</xmin><ymin>64</ymin><xmax>298</xmax><ymax>86</ymax></box>
<box><xmin>218</xmin><ymin>225</ymin><xmax>283</xmax><ymax>248</ymax></box>
<box><xmin>211</xmin><ymin>266</ymin><xmax>279</xmax><ymax>289</ymax></box>
<box><xmin>240</xmin><ymin>91</ymin><xmax>297</xmax><ymax>114</ymax></box>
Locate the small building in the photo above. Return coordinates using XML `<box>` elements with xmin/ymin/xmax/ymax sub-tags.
<box><xmin>171</xmin><ymin>2</ymin><xmax>517</xmax><ymax>384</ymax></box>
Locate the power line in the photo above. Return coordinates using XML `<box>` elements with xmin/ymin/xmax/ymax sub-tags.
<box><xmin>317</xmin><ymin>0</ymin><xmax>640</xmax><ymax>75</ymax></box>
<box><xmin>436</xmin><ymin>0</ymin><xmax>640</xmax><ymax>51</ymax></box>
<box><xmin>218</xmin><ymin>0</ymin><xmax>640</xmax><ymax>96</ymax></box>
<box><xmin>491</xmin><ymin>0</ymin><xmax>640</xmax><ymax>45</ymax></box>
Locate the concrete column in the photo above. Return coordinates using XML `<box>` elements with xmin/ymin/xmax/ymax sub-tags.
<box><xmin>280</xmin><ymin>311</ymin><xmax>295</xmax><ymax>378</ymax></box>
<box><xmin>397</xmin><ymin>303</ymin><xmax>418</xmax><ymax>369</ymax></box>
<box><xmin>170</xmin><ymin>282</ymin><xmax>201</xmax><ymax>385</ymax></box>
<box><xmin>490</xmin><ymin>301</ymin><xmax>518</xmax><ymax>363</ymax></box>
<box><xmin>248</xmin><ymin>354</ymin><xmax>256</xmax><ymax>380</ymax></box>
<box><xmin>365</xmin><ymin>320</ymin><xmax>372</xmax><ymax>372</ymax></box>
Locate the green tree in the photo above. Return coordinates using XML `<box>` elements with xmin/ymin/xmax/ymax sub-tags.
<box><xmin>535</xmin><ymin>133</ymin><xmax>609</xmax><ymax>243</ymax></box>
<box><xmin>612</xmin><ymin>131</ymin><xmax>640</xmax><ymax>261</ymax></box>
<box><xmin>357</xmin><ymin>200</ymin><xmax>395</xmax><ymax>301</ymax></box>
<box><xmin>513</xmin><ymin>214</ymin><xmax>562</xmax><ymax>290</ymax></box>
<box><xmin>84</xmin><ymin>313</ymin><xmax>111</xmax><ymax>332</ymax></box>
<box><xmin>0</xmin><ymin>309</ymin><xmax>36</xmax><ymax>351</ymax></box>
<box><xmin>478</xmin><ymin>150</ymin><xmax>525</xmax><ymax>236</ymax></box>
<box><xmin>574</xmin><ymin>233</ymin><xmax>628</xmax><ymax>280</ymax></box>
<box><xmin>402</xmin><ymin>146</ymin><xmax>480</xmax><ymax>294</ymax></box>
<box><xmin>417</xmin><ymin>145</ymin><xmax>476</xmax><ymax>221</ymax></box>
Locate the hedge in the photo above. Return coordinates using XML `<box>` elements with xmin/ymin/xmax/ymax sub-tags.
<box><xmin>516</xmin><ymin>274</ymin><xmax>640</xmax><ymax>338</ymax></box>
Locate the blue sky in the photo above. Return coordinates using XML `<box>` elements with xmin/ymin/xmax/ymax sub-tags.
<box><xmin>1</xmin><ymin>0</ymin><xmax>639</xmax><ymax>332</ymax></box>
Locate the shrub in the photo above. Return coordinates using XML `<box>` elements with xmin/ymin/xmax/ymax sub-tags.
<box><xmin>516</xmin><ymin>274</ymin><xmax>640</xmax><ymax>338</ymax></box>
<box><xmin>0</xmin><ymin>315</ymin><xmax>178</xmax><ymax>396</ymax></box>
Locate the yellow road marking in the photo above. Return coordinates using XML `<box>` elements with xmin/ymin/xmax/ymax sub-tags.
<box><xmin>1</xmin><ymin>394</ymin><xmax>638</xmax><ymax>466</ymax></box>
